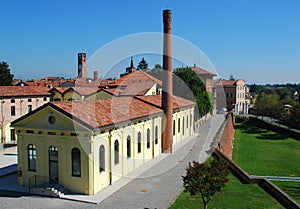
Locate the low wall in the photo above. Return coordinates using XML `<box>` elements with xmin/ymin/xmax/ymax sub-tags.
<box><xmin>210</xmin><ymin>113</ymin><xmax>300</xmax><ymax>208</ymax></box>
<box><xmin>213</xmin><ymin>149</ymin><xmax>300</xmax><ymax>209</ymax></box>
<box><xmin>211</xmin><ymin>112</ymin><xmax>235</xmax><ymax>158</ymax></box>
<box><xmin>194</xmin><ymin>113</ymin><xmax>212</xmax><ymax>132</ymax></box>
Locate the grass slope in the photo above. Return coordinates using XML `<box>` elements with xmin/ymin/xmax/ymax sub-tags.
<box><xmin>272</xmin><ymin>181</ymin><xmax>300</xmax><ymax>204</ymax></box>
<box><xmin>169</xmin><ymin>174</ymin><xmax>283</xmax><ymax>209</ymax></box>
<box><xmin>233</xmin><ymin>122</ymin><xmax>300</xmax><ymax>176</ymax></box>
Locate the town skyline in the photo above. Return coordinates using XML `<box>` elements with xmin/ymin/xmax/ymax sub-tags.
<box><xmin>1</xmin><ymin>0</ymin><xmax>300</xmax><ymax>84</ymax></box>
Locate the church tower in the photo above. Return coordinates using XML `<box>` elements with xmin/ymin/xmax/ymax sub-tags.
<box><xmin>78</xmin><ymin>52</ymin><xmax>87</xmax><ymax>78</ymax></box>
<box><xmin>126</xmin><ymin>57</ymin><xmax>136</xmax><ymax>73</ymax></box>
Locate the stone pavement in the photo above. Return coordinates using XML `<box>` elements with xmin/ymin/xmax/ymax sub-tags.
<box><xmin>0</xmin><ymin>146</ymin><xmax>18</xmax><ymax>177</ymax></box>
<box><xmin>61</xmin><ymin>113</ymin><xmax>226</xmax><ymax>208</ymax></box>
<box><xmin>0</xmin><ymin>114</ymin><xmax>226</xmax><ymax>208</ymax></box>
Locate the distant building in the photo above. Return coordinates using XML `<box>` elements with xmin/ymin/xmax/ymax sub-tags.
<box><xmin>0</xmin><ymin>86</ymin><xmax>51</xmax><ymax>143</ymax></box>
<box><xmin>192</xmin><ymin>64</ymin><xmax>217</xmax><ymax>94</ymax></box>
<box><xmin>214</xmin><ymin>79</ymin><xmax>247</xmax><ymax>114</ymax></box>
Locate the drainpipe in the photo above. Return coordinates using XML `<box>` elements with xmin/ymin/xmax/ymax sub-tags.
<box><xmin>0</xmin><ymin>100</ymin><xmax>4</xmax><ymax>143</ymax></box>
<box><xmin>108</xmin><ymin>129</ymin><xmax>112</xmax><ymax>185</ymax></box>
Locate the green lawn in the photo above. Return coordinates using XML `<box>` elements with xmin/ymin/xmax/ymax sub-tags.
<box><xmin>272</xmin><ymin>181</ymin><xmax>300</xmax><ymax>204</ymax></box>
<box><xmin>233</xmin><ymin>122</ymin><xmax>300</xmax><ymax>176</ymax></box>
<box><xmin>170</xmin><ymin>174</ymin><xmax>283</xmax><ymax>209</ymax></box>
<box><xmin>169</xmin><ymin>120</ymin><xmax>300</xmax><ymax>209</ymax></box>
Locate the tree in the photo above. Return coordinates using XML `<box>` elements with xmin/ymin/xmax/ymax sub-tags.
<box><xmin>0</xmin><ymin>61</ymin><xmax>14</xmax><ymax>86</ymax></box>
<box><xmin>229</xmin><ymin>74</ymin><xmax>235</xmax><ymax>80</ymax></box>
<box><xmin>147</xmin><ymin>64</ymin><xmax>163</xmax><ymax>80</ymax></box>
<box><xmin>174</xmin><ymin>67</ymin><xmax>213</xmax><ymax>117</ymax></box>
<box><xmin>154</xmin><ymin>64</ymin><xmax>162</xmax><ymax>69</ymax></box>
<box><xmin>182</xmin><ymin>157</ymin><xmax>230</xmax><ymax>209</ymax></box>
<box><xmin>137</xmin><ymin>57</ymin><xmax>149</xmax><ymax>71</ymax></box>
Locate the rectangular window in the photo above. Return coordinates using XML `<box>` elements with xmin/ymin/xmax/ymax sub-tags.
<box><xmin>182</xmin><ymin>117</ymin><xmax>185</xmax><ymax>135</ymax></box>
<box><xmin>28</xmin><ymin>98</ymin><xmax>32</xmax><ymax>102</ymax></box>
<box><xmin>186</xmin><ymin>116</ymin><xmax>189</xmax><ymax>128</ymax></box>
<box><xmin>173</xmin><ymin>120</ymin><xmax>175</xmax><ymax>135</ymax></box>
<box><xmin>28</xmin><ymin>144</ymin><xmax>36</xmax><ymax>171</ymax></box>
<box><xmin>28</xmin><ymin>105</ymin><xmax>32</xmax><ymax>113</ymax></box>
<box><xmin>11</xmin><ymin>99</ymin><xmax>15</xmax><ymax>103</ymax></box>
<box><xmin>178</xmin><ymin>118</ymin><xmax>181</xmax><ymax>133</ymax></box>
<box><xmin>10</xmin><ymin>129</ymin><xmax>16</xmax><ymax>141</ymax></box>
<box><xmin>11</xmin><ymin>106</ymin><xmax>15</xmax><ymax>116</ymax></box>
<box><xmin>72</xmin><ymin>148</ymin><xmax>81</xmax><ymax>177</ymax></box>
<box><xmin>43</xmin><ymin>97</ymin><xmax>47</xmax><ymax>101</ymax></box>
<box><xmin>26</xmin><ymin>130</ymin><xmax>34</xmax><ymax>134</ymax></box>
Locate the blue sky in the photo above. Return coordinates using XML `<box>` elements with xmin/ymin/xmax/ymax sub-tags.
<box><xmin>1</xmin><ymin>0</ymin><xmax>299</xmax><ymax>84</ymax></box>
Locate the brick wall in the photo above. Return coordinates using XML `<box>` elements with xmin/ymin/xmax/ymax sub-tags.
<box><xmin>218</xmin><ymin>112</ymin><xmax>235</xmax><ymax>158</ymax></box>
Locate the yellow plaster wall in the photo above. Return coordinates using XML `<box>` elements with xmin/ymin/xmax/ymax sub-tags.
<box><xmin>63</xmin><ymin>91</ymin><xmax>82</xmax><ymax>101</ymax></box>
<box><xmin>86</xmin><ymin>91</ymin><xmax>113</xmax><ymax>101</ymax></box>
<box><xmin>16</xmin><ymin>132</ymin><xmax>91</xmax><ymax>194</ymax></box>
<box><xmin>52</xmin><ymin>91</ymin><xmax>63</xmax><ymax>101</ymax></box>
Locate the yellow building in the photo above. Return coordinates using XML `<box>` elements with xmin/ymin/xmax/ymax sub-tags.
<box><xmin>12</xmin><ymin>95</ymin><xmax>195</xmax><ymax>195</ymax></box>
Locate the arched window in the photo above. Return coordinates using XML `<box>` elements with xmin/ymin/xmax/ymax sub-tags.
<box><xmin>155</xmin><ymin>126</ymin><xmax>158</xmax><ymax>144</ymax></box>
<box><xmin>114</xmin><ymin>140</ymin><xmax>119</xmax><ymax>165</ymax></box>
<box><xmin>28</xmin><ymin>144</ymin><xmax>36</xmax><ymax>171</ymax></box>
<box><xmin>178</xmin><ymin>118</ymin><xmax>181</xmax><ymax>133</ymax></box>
<box><xmin>137</xmin><ymin>132</ymin><xmax>141</xmax><ymax>153</ymax></box>
<box><xmin>187</xmin><ymin>115</ymin><xmax>189</xmax><ymax>128</ymax></box>
<box><xmin>183</xmin><ymin>117</ymin><xmax>185</xmax><ymax>135</ymax></box>
<box><xmin>99</xmin><ymin>145</ymin><xmax>105</xmax><ymax>172</ymax></box>
<box><xmin>127</xmin><ymin>136</ymin><xmax>131</xmax><ymax>158</ymax></box>
<box><xmin>173</xmin><ymin>120</ymin><xmax>175</xmax><ymax>135</ymax></box>
<box><xmin>71</xmin><ymin>148</ymin><xmax>81</xmax><ymax>177</ymax></box>
<box><xmin>147</xmin><ymin>129</ymin><xmax>150</xmax><ymax>149</ymax></box>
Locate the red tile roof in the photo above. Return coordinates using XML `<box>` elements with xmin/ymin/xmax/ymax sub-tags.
<box><xmin>192</xmin><ymin>65</ymin><xmax>217</xmax><ymax>76</ymax></box>
<box><xmin>16</xmin><ymin>80</ymin><xmax>66</xmax><ymax>88</ymax></box>
<box><xmin>117</xmin><ymin>70</ymin><xmax>162</xmax><ymax>86</ymax></box>
<box><xmin>52</xmin><ymin>87</ymin><xmax>100</xmax><ymax>96</ymax></box>
<box><xmin>136</xmin><ymin>95</ymin><xmax>195</xmax><ymax>110</ymax></box>
<box><xmin>52</xmin><ymin>97</ymin><xmax>163</xmax><ymax>130</ymax></box>
<box><xmin>116</xmin><ymin>70</ymin><xmax>161</xmax><ymax>96</ymax></box>
<box><xmin>0</xmin><ymin>86</ymin><xmax>51</xmax><ymax>97</ymax></box>
<box><xmin>213</xmin><ymin>80</ymin><xmax>237</xmax><ymax>86</ymax></box>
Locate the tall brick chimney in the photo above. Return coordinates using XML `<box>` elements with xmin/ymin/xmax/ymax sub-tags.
<box><xmin>162</xmin><ymin>9</ymin><xmax>173</xmax><ymax>153</ymax></box>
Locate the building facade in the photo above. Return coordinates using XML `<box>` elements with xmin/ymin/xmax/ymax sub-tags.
<box><xmin>12</xmin><ymin>95</ymin><xmax>195</xmax><ymax>195</ymax></box>
<box><xmin>192</xmin><ymin>64</ymin><xmax>217</xmax><ymax>94</ymax></box>
<box><xmin>214</xmin><ymin>79</ymin><xmax>247</xmax><ymax>114</ymax></box>
<box><xmin>0</xmin><ymin>86</ymin><xmax>51</xmax><ymax>143</ymax></box>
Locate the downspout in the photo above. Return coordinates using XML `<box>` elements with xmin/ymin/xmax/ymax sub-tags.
<box><xmin>0</xmin><ymin>99</ymin><xmax>4</xmax><ymax>143</ymax></box>
<box><xmin>91</xmin><ymin>133</ymin><xmax>95</xmax><ymax>195</ymax></box>
<box><xmin>152</xmin><ymin>118</ymin><xmax>155</xmax><ymax>159</ymax></box>
<box><xmin>108</xmin><ymin>129</ymin><xmax>112</xmax><ymax>185</ymax></box>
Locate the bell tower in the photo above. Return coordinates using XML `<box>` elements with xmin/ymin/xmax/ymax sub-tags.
<box><xmin>78</xmin><ymin>52</ymin><xmax>87</xmax><ymax>78</ymax></box>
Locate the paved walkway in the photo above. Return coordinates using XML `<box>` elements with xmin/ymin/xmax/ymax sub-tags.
<box><xmin>0</xmin><ymin>114</ymin><xmax>226</xmax><ymax>208</ymax></box>
<box><xmin>61</xmin><ymin>114</ymin><xmax>226</xmax><ymax>208</ymax></box>
<box><xmin>0</xmin><ymin>146</ymin><xmax>17</xmax><ymax>177</ymax></box>
<box><xmin>252</xmin><ymin>175</ymin><xmax>300</xmax><ymax>182</ymax></box>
